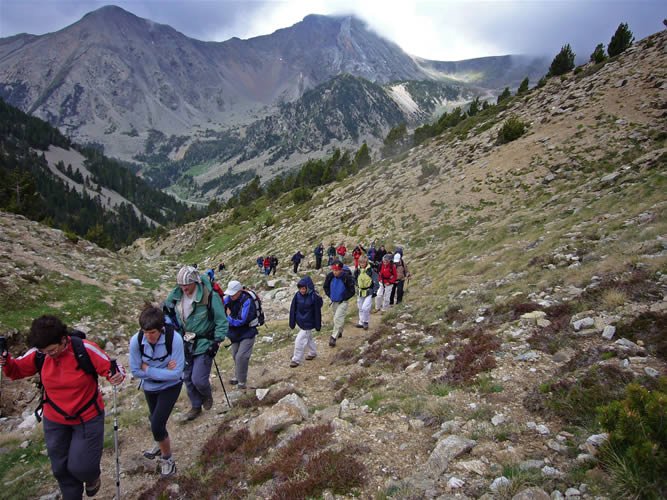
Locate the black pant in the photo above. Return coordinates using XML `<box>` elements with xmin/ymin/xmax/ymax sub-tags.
<box><xmin>390</xmin><ymin>280</ymin><xmax>405</xmax><ymax>304</ymax></box>
<box><xmin>315</xmin><ymin>256</ymin><xmax>322</xmax><ymax>269</ymax></box>
<box><xmin>293</xmin><ymin>262</ymin><xmax>300</xmax><ymax>273</ymax></box>
<box><xmin>144</xmin><ymin>381</ymin><xmax>183</xmax><ymax>442</ymax></box>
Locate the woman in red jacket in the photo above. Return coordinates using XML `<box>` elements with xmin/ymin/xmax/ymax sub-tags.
<box><xmin>0</xmin><ymin>315</ymin><xmax>125</xmax><ymax>499</ymax></box>
<box><xmin>375</xmin><ymin>253</ymin><xmax>397</xmax><ymax>312</ymax></box>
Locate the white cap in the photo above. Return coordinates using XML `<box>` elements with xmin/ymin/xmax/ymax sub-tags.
<box><xmin>224</xmin><ymin>280</ymin><xmax>243</xmax><ymax>297</ymax></box>
<box><xmin>393</xmin><ymin>254</ymin><xmax>401</xmax><ymax>263</ymax></box>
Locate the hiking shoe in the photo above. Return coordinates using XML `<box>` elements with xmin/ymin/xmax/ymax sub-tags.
<box><xmin>85</xmin><ymin>476</ymin><xmax>101</xmax><ymax>497</ymax></box>
<box><xmin>305</xmin><ymin>354</ymin><xmax>317</xmax><ymax>360</ymax></box>
<box><xmin>230</xmin><ymin>378</ymin><xmax>239</xmax><ymax>385</ymax></box>
<box><xmin>185</xmin><ymin>407</ymin><xmax>202</xmax><ymax>421</ymax></box>
<box><xmin>202</xmin><ymin>395</ymin><xmax>213</xmax><ymax>410</ymax></box>
<box><xmin>159</xmin><ymin>456</ymin><xmax>177</xmax><ymax>477</ymax></box>
<box><xmin>355</xmin><ymin>323</ymin><xmax>364</xmax><ymax>328</ymax></box>
<box><xmin>143</xmin><ymin>444</ymin><xmax>162</xmax><ymax>460</ymax></box>
<box><xmin>337</xmin><ymin>330</ymin><xmax>343</xmax><ymax>338</ymax></box>
<box><xmin>329</xmin><ymin>337</ymin><xmax>336</xmax><ymax>347</ymax></box>
<box><xmin>363</xmin><ymin>322</ymin><xmax>369</xmax><ymax>330</ymax></box>
<box><xmin>289</xmin><ymin>361</ymin><xmax>299</xmax><ymax>368</ymax></box>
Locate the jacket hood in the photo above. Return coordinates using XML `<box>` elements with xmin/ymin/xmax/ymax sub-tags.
<box><xmin>297</xmin><ymin>276</ymin><xmax>315</xmax><ymax>291</ymax></box>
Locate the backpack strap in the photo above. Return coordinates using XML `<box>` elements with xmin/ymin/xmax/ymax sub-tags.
<box><xmin>137</xmin><ymin>326</ymin><xmax>175</xmax><ymax>362</ymax></box>
<box><xmin>35</xmin><ymin>336</ymin><xmax>102</xmax><ymax>424</ymax></box>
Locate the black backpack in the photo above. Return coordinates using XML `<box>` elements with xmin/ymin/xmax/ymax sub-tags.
<box><xmin>136</xmin><ymin>324</ymin><xmax>177</xmax><ymax>362</ymax></box>
<box><xmin>34</xmin><ymin>331</ymin><xmax>100</xmax><ymax>423</ymax></box>
<box><xmin>242</xmin><ymin>288</ymin><xmax>265</xmax><ymax>327</ymax></box>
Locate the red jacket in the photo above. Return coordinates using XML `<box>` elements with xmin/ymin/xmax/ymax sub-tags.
<box><xmin>378</xmin><ymin>262</ymin><xmax>397</xmax><ymax>285</ymax></box>
<box><xmin>336</xmin><ymin>245</ymin><xmax>347</xmax><ymax>256</ymax></box>
<box><xmin>2</xmin><ymin>339</ymin><xmax>122</xmax><ymax>425</ymax></box>
<box><xmin>263</xmin><ymin>257</ymin><xmax>271</xmax><ymax>268</ymax></box>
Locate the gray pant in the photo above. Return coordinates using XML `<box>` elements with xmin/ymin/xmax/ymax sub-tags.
<box><xmin>43</xmin><ymin>413</ymin><xmax>105</xmax><ymax>500</ymax></box>
<box><xmin>331</xmin><ymin>301</ymin><xmax>349</xmax><ymax>338</ymax></box>
<box><xmin>184</xmin><ymin>353</ymin><xmax>213</xmax><ymax>409</ymax></box>
<box><xmin>230</xmin><ymin>337</ymin><xmax>255</xmax><ymax>385</ymax></box>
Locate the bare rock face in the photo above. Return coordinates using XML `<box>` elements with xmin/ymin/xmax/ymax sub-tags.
<box><xmin>248</xmin><ymin>393</ymin><xmax>309</xmax><ymax>436</ymax></box>
<box><xmin>424</xmin><ymin>435</ymin><xmax>476</xmax><ymax>477</ymax></box>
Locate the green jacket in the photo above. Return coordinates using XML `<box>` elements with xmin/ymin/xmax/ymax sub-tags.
<box><xmin>166</xmin><ymin>277</ymin><xmax>228</xmax><ymax>356</ymax></box>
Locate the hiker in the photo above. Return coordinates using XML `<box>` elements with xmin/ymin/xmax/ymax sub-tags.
<box><xmin>0</xmin><ymin>315</ymin><xmax>125</xmax><ymax>499</ymax></box>
<box><xmin>291</xmin><ymin>250</ymin><xmax>304</xmax><ymax>274</ymax></box>
<box><xmin>129</xmin><ymin>305</ymin><xmax>184</xmax><ymax>477</ymax></box>
<box><xmin>270</xmin><ymin>255</ymin><xmax>278</xmax><ymax>275</ymax></box>
<box><xmin>352</xmin><ymin>245</ymin><xmax>363</xmax><ymax>269</ymax></box>
<box><xmin>288</xmin><ymin>276</ymin><xmax>323</xmax><ymax>367</ymax></box>
<box><xmin>376</xmin><ymin>245</ymin><xmax>387</xmax><ymax>264</ymax></box>
<box><xmin>323</xmin><ymin>260</ymin><xmax>356</xmax><ymax>347</ymax></box>
<box><xmin>165</xmin><ymin>265</ymin><xmax>228</xmax><ymax>421</ymax></box>
<box><xmin>218</xmin><ymin>261</ymin><xmax>226</xmax><ymax>273</ymax></box>
<box><xmin>314</xmin><ymin>243</ymin><xmax>324</xmax><ymax>270</ymax></box>
<box><xmin>256</xmin><ymin>256</ymin><xmax>264</xmax><ymax>273</ymax></box>
<box><xmin>390</xmin><ymin>253</ymin><xmax>410</xmax><ymax>305</ymax></box>
<box><xmin>367</xmin><ymin>242</ymin><xmax>377</xmax><ymax>264</ymax></box>
<box><xmin>263</xmin><ymin>256</ymin><xmax>271</xmax><ymax>276</ymax></box>
<box><xmin>223</xmin><ymin>280</ymin><xmax>259</xmax><ymax>391</ymax></box>
<box><xmin>354</xmin><ymin>255</ymin><xmax>376</xmax><ymax>330</ymax></box>
<box><xmin>336</xmin><ymin>242</ymin><xmax>347</xmax><ymax>261</ymax></box>
<box><xmin>206</xmin><ymin>268</ymin><xmax>215</xmax><ymax>283</ymax></box>
<box><xmin>376</xmin><ymin>254</ymin><xmax>397</xmax><ymax>312</ymax></box>
<box><xmin>327</xmin><ymin>243</ymin><xmax>336</xmax><ymax>266</ymax></box>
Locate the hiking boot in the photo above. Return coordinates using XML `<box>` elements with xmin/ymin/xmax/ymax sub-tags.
<box><xmin>202</xmin><ymin>395</ymin><xmax>213</xmax><ymax>410</ymax></box>
<box><xmin>185</xmin><ymin>407</ymin><xmax>202</xmax><ymax>421</ymax></box>
<box><xmin>230</xmin><ymin>378</ymin><xmax>239</xmax><ymax>385</ymax></box>
<box><xmin>363</xmin><ymin>322</ymin><xmax>369</xmax><ymax>330</ymax></box>
<box><xmin>159</xmin><ymin>456</ymin><xmax>177</xmax><ymax>477</ymax></box>
<box><xmin>329</xmin><ymin>337</ymin><xmax>336</xmax><ymax>347</ymax></box>
<box><xmin>143</xmin><ymin>444</ymin><xmax>162</xmax><ymax>460</ymax></box>
<box><xmin>337</xmin><ymin>330</ymin><xmax>343</xmax><ymax>338</ymax></box>
<box><xmin>85</xmin><ymin>476</ymin><xmax>101</xmax><ymax>497</ymax></box>
<box><xmin>305</xmin><ymin>354</ymin><xmax>316</xmax><ymax>360</ymax></box>
<box><xmin>355</xmin><ymin>323</ymin><xmax>364</xmax><ymax>328</ymax></box>
<box><xmin>289</xmin><ymin>361</ymin><xmax>299</xmax><ymax>368</ymax></box>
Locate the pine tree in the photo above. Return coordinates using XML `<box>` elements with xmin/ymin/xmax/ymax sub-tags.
<box><xmin>590</xmin><ymin>43</ymin><xmax>607</xmax><ymax>64</ymax></box>
<box><xmin>467</xmin><ymin>97</ymin><xmax>482</xmax><ymax>117</ymax></box>
<box><xmin>548</xmin><ymin>44</ymin><xmax>575</xmax><ymax>76</ymax></box>
<box><xmin>354</xmin><ymin>143</ymin><xmax>371</xmax><ymax>169</ymax></box>
<box><xmin>517</xmin><ymin>77</ymin><xmax>529</xmax><ymax>95</ymax></box>
<box><xmin>608</xmin><ymin>23</ymin><xmax>634</xmax><ymax>57</ymax></box>
<box><xmin>497</xmin><ymin>87</ymin><xmax>511</xmax><ymax>104</ymax></box>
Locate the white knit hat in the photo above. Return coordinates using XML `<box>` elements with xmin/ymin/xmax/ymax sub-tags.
<box><xmin>176</xmin><ymin>265</ymin><xmax>201</xmax><ymax>285</ymax></box>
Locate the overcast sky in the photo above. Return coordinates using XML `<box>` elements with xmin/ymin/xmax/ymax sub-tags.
<box><xmin>0</xmin><ymin>0</ymin><xmax>663</xmax><ymax>60</ymax></box>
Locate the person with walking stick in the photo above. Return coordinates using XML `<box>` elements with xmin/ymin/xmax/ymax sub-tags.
<box><xmin>129</xmin><ymin>305</ymin><xmax>185</xmax><ymax>476</ymax></box>
<box><xmin>0</xmin><ymin>315</ymin><xmax>125</xmax><ymax>499</ymax></box>
<box><xmin>223</xmin><ymin>280</ymin><xmax>259</xmax><ymax>392</ymax></box>
<box><xmin>165</xmin><ymin>266</ymin><xmax>228</xmax><ymax>421</ymax></box>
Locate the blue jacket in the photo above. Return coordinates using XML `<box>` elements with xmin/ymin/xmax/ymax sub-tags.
<box><xmin>224</xmin><ymin>292</ymin><xmax>259</xmax><ymax>342</ymax></box>
<box><xmin>129</xmin><ymin>328</ymin><xmax>185</xmax><ymax>392</ymax></box>
<box><xmin>289</xmin><ymin>276</ymin><xmax>323</xmax><ymax>331</ymax></box>
<box><xmin>323</xmin><ymin>271</ymin><xmax>356</xmax><ymax>302</ymax></box>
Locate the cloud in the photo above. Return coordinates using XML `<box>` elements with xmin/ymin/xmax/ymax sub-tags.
<box><xmin>0</xmin><ymin>0</ymin><xmax>663</xmax><ymax>61</ymax></box>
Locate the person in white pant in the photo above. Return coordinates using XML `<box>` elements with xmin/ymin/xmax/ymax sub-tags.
<box><xmin>288</xmin><ymin>276</ymin><xmax>323</xmax><ymax>367</ymax></box>
<box><xmin>354</xmin><ymin>255</ymin><xmax>376</xmax><ymax>330</ymax></box>
<box><xmin>375</xmin><ymin>254</ymin><xmax>397</xmax><ymax>312</ymax></box>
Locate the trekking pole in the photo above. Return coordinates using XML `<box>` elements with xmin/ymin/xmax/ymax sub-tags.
<box><xmin>212</xmin><ymin>358</ymin><xmax>232</xmax><ymax>408</ymax></box>
<box><xmin>110</xmin><ymin>360</ymin><xmax>121</xmax><ymax>500</ymax></box>
<box><xmin>0</xmin><ymin>336</ymin><xmax>6</xmax><ymax>408</ymax></box>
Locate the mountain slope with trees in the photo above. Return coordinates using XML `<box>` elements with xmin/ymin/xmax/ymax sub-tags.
<box><xmin>0</xmin><ymin>98</ymin><xmax>203</xmax><ymax>248</ymax></box>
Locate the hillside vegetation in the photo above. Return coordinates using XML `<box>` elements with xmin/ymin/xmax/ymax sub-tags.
<box><xmin>0</xmin><ymin>29</ymin><xmax>665</xmax><ymax>500</ymax></box>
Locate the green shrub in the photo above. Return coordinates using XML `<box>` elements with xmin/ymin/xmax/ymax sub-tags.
<box><xmin>590</xmin><ymin>43</ymin><xmax>607</xmax><ymax>64</ymax></box>
<box><xmin>497</xmin><ymin>116</ymin><xmax>527</xmax><ymax>144</ymax></box>
<box><xmin>290</xmin><ymin>187</ymin><xmax>312</xmax><ymax>203</ymax></box>
<box><xmin>598</xmin><ymin>383</ymin><xmax>667</xmax><ymax>499</ymax></box>
<box><xmin>548</xmin><ymin>44</ymin><xmax>575</xmax><ymax>76</ymax></box>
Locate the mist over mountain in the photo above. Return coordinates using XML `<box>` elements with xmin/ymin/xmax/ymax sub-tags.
<box><xmin>0</xmin><ymin>5</ymin><xmax>548</xmax><ymax>169</ymax></box>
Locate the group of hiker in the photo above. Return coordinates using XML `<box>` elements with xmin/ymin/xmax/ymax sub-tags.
<box><xmin>256</xmin><ymin>255</ymin><xmax>279</xmax><ymax>275</ymax></box>
<box><xmin>0</xmin><ymin>241</ymin><xmax>409</xmax><ymax>498</ymax></box>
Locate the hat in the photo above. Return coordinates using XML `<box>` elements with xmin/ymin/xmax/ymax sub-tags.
<box><xmin>224</xmin><ymin>280</ymin><xmax>243</xmax><ymax>297</ymax></box>
<box><xmin>177</xmin><ymin>265</ymin><xmax>201</xmax><ymax>285</ymax></box>
<box><xmin>330</xmin><ymin>261</ymin><xmax>343</xmax><ymax>270</ymax></box>
<box><xmin>393</xmin><ymin>254</ymin><xmax>401</xmax><ymax>263</ymax></box>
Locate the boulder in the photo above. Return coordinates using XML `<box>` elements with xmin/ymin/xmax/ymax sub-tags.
<box><xmin>248</xmin><ymin>393</ymin><xmax>309</xmax><ymax>436</ymax></box>
<box><xmin>424</xmin><ymin>435</ymin><xmax>476</xmax><ymax>477</ymax></box>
